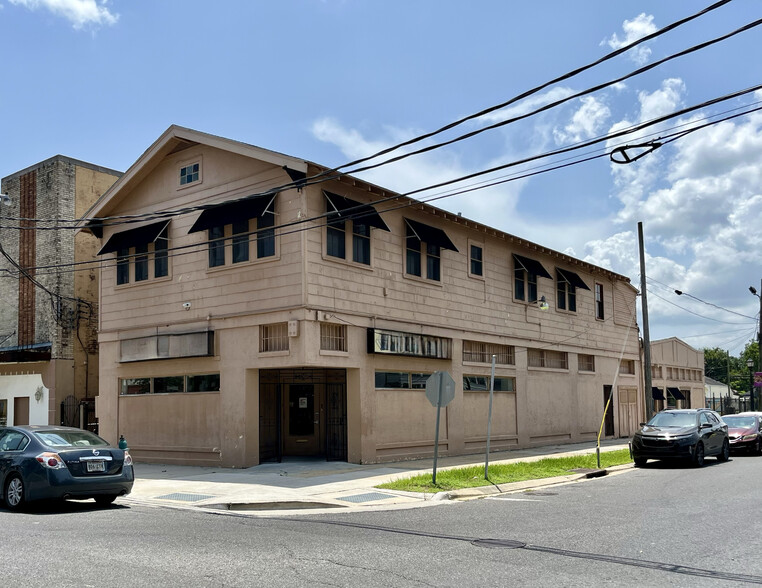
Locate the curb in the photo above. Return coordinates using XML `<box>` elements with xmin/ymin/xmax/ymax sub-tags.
<box><xmin>434</xmin><ymin>463</ymin><xmax>634</xmax><ymax>501</ymax></box>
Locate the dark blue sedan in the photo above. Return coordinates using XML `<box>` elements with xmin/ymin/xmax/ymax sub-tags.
<box><xmin>0</xmin><ymin>425</ymin><xmax>134</xmax><ymax>511</ymax></box>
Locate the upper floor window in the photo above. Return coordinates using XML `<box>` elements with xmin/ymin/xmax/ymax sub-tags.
<box><xmin>404</xmin><ymin>218</ymin><xmax>458</xmax><ymax>282</ymax></box>
<box><xmin>556</xmin><ymin>268</ymin><xmax>590</xmax><ymax>312</ymax></box>
<box><xmin>470</xmin><ymin>244</ymin><xmax>483</xmax><ymax>277</ymax></box>
<box><xmin>595</xmin><ymin>283</ymin><xmax>605</xmax><ymax>320</ymax></box>
<box><xmin>513</xmin><ymin>254</ymin><xmax>551</xmax><ymax>303</ymax></box>
<box><xmin>324</xmin><ymin>191</ymin><xmax>389</xmax><ymax>266</ymax></box>
<box><xmin>180</xmin><ymin>162</ymin><xmax>200</xmax><ymax>186</ymax></box>
<box><xmin>188</xmin><ymin>194</ymin><xmax>277</xmax><ymax>268</ymax></box>
<box><xmin>100</xmin><ymin>221</ymin><xmax>171</xmax><ymax>286</ymax></box>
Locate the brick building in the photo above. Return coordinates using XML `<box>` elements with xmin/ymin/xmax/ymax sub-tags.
<box><xmin>0</xmin><ymin>156</ymin><xmax>121</xmax><ymax>427</ymax></box>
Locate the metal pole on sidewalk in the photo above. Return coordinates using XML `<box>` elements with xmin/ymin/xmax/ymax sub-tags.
<box><xmin>432</xmin><ymin>383</ymin><xmax>442</xmax><ymax>485</ymax></box>
<box><xmin>485</xmin><ymin>355</ymin><xmax>496</xmax><ymax>479</ymax></box>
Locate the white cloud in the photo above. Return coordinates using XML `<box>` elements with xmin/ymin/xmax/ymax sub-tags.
<box><xmin>9</xmin><ymin>0</ymin><xmax>118</xmax><ymax>29</ymax></box>
<box><xmin>477</xmin><ymin>86</ymin><xmax>576</xmax><ymax>124</ymax></box>
<box><xmin>553</xmin><ymin>96</ymin><xmax>611</xmax><ymax>145</ymax></box>
<box><xmin>602</xmin><ymin>13</ymin><xmax>658</xmax><ymax>65</ymax></box>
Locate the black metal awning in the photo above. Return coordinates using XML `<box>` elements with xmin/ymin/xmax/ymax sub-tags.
<box><xmin>188</xmin><ymin>194</ymin><xmax>275</xmax><ymax>234</ymax></box>
<box><xmin>513</xmin><ymin>254</ymin><xmax>552</xmax><ymax>280</ymax></box>
<box><xmin>667</xmin><ymin>387</ymin><xmax>686</xmax><ymax>400</ymax></box>
<box><xmin>325</xmin><ymin>191</ymin><xmax>390</xmax><ymax>231</ymax></box>
<box><xmin>556</xmin><ymin>267</ymin><xmax>591</xmax><ymax>290</ymax></box>
<box><xmin>652</xmin><ymin>387</ymin><xmax>665</xmax><ymax>400</ymax></box>
<box><xmin>404</xmin><ymin>218</ymin><xmax>458</xmax><ymax>252</ymax></box>
<box><xmin>97</xmin><ymin>220</ymin><xmax>170</xmax><ymax>255</ymax></box>
<box><xmin>0</xmin><ymin>342</ymin><xmax>52</xmax><ymax>363</ymax></box>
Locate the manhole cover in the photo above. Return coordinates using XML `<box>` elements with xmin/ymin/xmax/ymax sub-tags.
<box><xmin>472</xmin><ymin>539</ymin><xmax>526</xmax><ymax>549</ymax></box>
<box><xmin>337</xmin><ymin>492</ymin><xmax>395</xmax><ymax>503</ymax></box>
<box><xmin>155</xmin><ymin>493</ymin><xmax>216</xmax><ymax>502</ymax></box>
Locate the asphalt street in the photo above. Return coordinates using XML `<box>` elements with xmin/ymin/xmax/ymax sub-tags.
<box><xmin>3</xmin><ymin>453</ymin><xmax>761</xmax><ymax>587</ymax></box>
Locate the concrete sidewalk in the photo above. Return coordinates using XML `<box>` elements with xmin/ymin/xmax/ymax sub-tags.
<box><xmin>120</xmin><ymin>439</ymin><xmax>632</xmax><ymax>515</ymax></box>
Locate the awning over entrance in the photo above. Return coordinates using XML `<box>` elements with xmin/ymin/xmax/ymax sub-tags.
<box><xmin>404</xmin><ymin>218</ymin><xmax>458</xmax><ymax>252</ymax></box>
<box><xmin>652</xmin><ymin>387</ymin><xmax>665</xmax><ymax>400</ymax></box>
<box><xmin>188</xmin><ymin>194</ymin><xmax>275</xmax><ymax>234</ymax></box>
<box><xmin>324</xmin><ymin>191</ymin><xmax>390</xmax><ymax>231</ymax></box>
<box><xmin>97</xmin><ymin>220</ymin><xmax>170</xmax><ymax>255</ymax></box>
<box><xmin>513</xmin><ymin>254</ymin><xmax>552</xmax><ymax>280</ymax></box>
<box><xmin>667</xmin><ymin>387</ymin><xmax>686</xmax><ymax>400</ymax></box>
<box><xmin>556</xmin><ymin>267</ymin><xmax>591</xmax><ymax>290</ymax></box>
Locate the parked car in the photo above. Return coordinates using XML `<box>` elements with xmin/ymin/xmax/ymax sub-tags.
<box><xmin>0</xmin><ymin>425</ymin><xmax>134</xmax><ymax>511</ymax></box>
<box><xmin>724</xmin><ymin>413</ymin><xmax>762</xmax><ymax>454</ymax></box>
<box><xmin>630</xmin><ymin>409</ymin><xmax>729</xmax><ymax>467</ymax></box>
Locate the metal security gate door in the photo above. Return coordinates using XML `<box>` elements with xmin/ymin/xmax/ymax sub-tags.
<box><xmin>259</xmin><ymin>369</ymin><xmax>347</xmax><ymax>463</ymax></box>
<box><xmin>259</xmin><ymin>382</ymin><xmax>281</xmax><ymax>462</ymax></box>
<box><xmin>326</xmin><ymin>382</ymin><xmax>347</xmax><ymax>461</ymax></box>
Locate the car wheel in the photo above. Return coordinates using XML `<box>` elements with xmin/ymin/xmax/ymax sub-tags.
<box><xmin>717</xmin><ymin>439</ymin><xmax>730</xmax><ymax>462</ymax></box>
<box><xmin>4</xmin><ymin>474</ymin><xmax>26</xmax><ymax>511</ymax></box>
<box><xmin>692</xmin><ymin>442</ymin><xmax>705</xmax><ymax>467</ymax></box>
<box><xmin>633</xmin><ymin>457</ymin><xmax>647</xmax><ymax>467</ymax></box>
<box><xmin>94</xmin><ymin>495</ymin><xmax>117</xmax><ymax>506</ymax></box>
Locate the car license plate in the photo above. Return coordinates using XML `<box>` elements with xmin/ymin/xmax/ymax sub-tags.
<box><xmin>86</xmin><ymin>460</ymin><xmax>106</xmax><ymax>473</ymax></box>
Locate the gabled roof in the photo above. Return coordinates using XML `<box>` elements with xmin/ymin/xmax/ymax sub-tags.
<box><xmin>84</xmin><ymin>125</ymin><xmax>308</xmax><ymax>219</ymax></box>
<box><xmin>84</xmin><ymin>125</ymin><xmax>635</xmax><ymax>287</ymax></box>
<box><xmin>651</xmin><ymin>337</ymin><xmax>702</xmax><ymax>354</ymax></box>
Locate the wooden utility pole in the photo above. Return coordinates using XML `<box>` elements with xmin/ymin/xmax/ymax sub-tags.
<box><xmin>638</xmin><ymin>222</ymin><xmax>654</xmax><ymax>419</ymax></box>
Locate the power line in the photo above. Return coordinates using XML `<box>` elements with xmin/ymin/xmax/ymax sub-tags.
<box><xmin>647</xmin><ymin>288</ymin><xmax>755</xmax><ymax>325</ymax></box>
<box><xmin>4</xmin><ymin>95</ymin><xmax>762</xmax><ymax>280</ymax></box>
<box><xmin>646</xmin><ymin>276</ymin><xmax>757</xmax><ymax>320</ymax></box>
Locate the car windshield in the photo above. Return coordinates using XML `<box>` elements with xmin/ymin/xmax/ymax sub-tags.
<box><xmin>722</xmin><ymin>416</ymin><xmax>756</xmax><ymax>428</ymax></box>
<box><xmin>34</xmin><ymin>430</ymin><xmax>109</xmax><ymax>447</ymax></box>
<box><xmin>647</xmin><ymin>412</ymin><xmax>697</xmax><ymax>427</ymax></box>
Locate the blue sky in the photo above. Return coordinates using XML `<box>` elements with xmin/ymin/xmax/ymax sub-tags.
<box><xmin>1</xmin><ymin>0</ymin><xmax>761</xmax><ymax>355</ymax></box>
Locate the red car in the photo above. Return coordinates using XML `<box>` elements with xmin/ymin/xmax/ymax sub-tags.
<box><xmin>722</xmin><ymin>414</ymin><xmax>762</xmax><ymax>454</ymax></box>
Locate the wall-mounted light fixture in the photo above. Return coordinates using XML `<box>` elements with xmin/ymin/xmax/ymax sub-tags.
<box><xmin>538</xmin><ymin>296</ymin><xmax>549</xmax><ymax>311</ymax></box>
<box><xmin>0</xmin><ymin>193</ymin><xmax>12</xmax><ymax>206</ymax></box>
<box><xmin>34</xmin><ymin>386</ymin><xmax>44</xmax><ymax>402</ymax></box>
<box><xmin>182</xmin><ymin>302</ymin><xmax>191</xmax><ymax>310</ymax></box>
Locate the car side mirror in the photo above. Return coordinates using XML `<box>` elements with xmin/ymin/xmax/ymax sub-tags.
<box><xmin>700</xmin><ymin>422</ymin><xmax>711</xmax><ymax>429</ymax></box>
<box><xmin>639</xmin><ymin>422</ymin><xmax>646</xmax><ymax>427</ymax></box>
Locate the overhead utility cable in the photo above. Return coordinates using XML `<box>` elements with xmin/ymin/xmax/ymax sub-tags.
<box><xmin>3</xmin><ymin>1</ymin><xmax>739</xmax><ymax>229</ymax></box>
<box><xmin>4</xmin><ymin>94</ymin><xmax>762</xmax><ymax>274</ymax></box>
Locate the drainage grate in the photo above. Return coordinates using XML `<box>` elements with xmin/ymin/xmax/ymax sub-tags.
<box><xmin>336</xmin><ymin>492</ymin><xmax>395</xmax><ymax>503</ymax></box>
<box><xmin>155</xmin><ymin>493</ymin><xmax>216</xmax><ymax>502</ymax></box>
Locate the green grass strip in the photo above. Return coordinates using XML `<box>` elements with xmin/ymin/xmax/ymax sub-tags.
<box><xmin>376</xmin><ymin>449</ymin><xmax>632</xmax><ymax>493</ymax></box>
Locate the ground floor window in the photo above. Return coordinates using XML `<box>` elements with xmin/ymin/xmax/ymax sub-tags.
<box><xmin>375</xmin><ymin>371</ymin><xmax>430</xmax><ymax>389</ymax></box>
<box><xmin>0</xmin><ymin>399</ymin><xmax>6</xmax><ymax>426</ymax></box>
<box><xmin>463</xmin><ymin>375</ymin><xmax>515</xmax><ymax>392</ymax></box>
<box><xmin>120</xmin><ymin>374</ymin><xmax>220</xmax><ymax>395</ymax></box>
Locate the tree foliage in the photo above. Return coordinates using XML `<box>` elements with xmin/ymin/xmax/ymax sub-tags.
<box><xmin>703</xmin><ymin>340</ymin><xmax>759</xmax><ymax>395</ymax></box>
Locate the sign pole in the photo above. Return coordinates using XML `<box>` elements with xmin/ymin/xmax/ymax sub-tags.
<box><xmin>485</xmin><ymin>355</ymin><xmax>496</xmax><ymax>479</ymax></box>
<box><xmin>433</xmin><ymin>382</ymin><xmax>442</xmax><ymax>485</ymax></box>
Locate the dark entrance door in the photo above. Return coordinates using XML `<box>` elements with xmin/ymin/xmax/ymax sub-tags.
<box><xmin>603</xmin><ymin>385</ymin><xmax>615</xmax><ymax>437</ymax></box>
<box><xmin>283</xmin><ymin>384</ymin><xmax>322</xmax><ymax>456</ymax></box>
<box><xmin>13</xmin><ymin>397</ymin><xmax>29</xmax><ymax>426</ymax></box>
<box><xmin>259</xmin><ymin>369</ymin><xmax>347</xmax><ymax>462</ymax></box>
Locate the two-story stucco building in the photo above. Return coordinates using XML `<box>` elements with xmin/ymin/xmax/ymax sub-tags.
<box><xmin>86</xmin><ymin>126</ymin><xmax>642</xmax><ymax>467</ymax></box>
<box><xmin>649</xmin><ymin>337</ymin><xmax>705</xmax><ymax>411</ymax></box>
